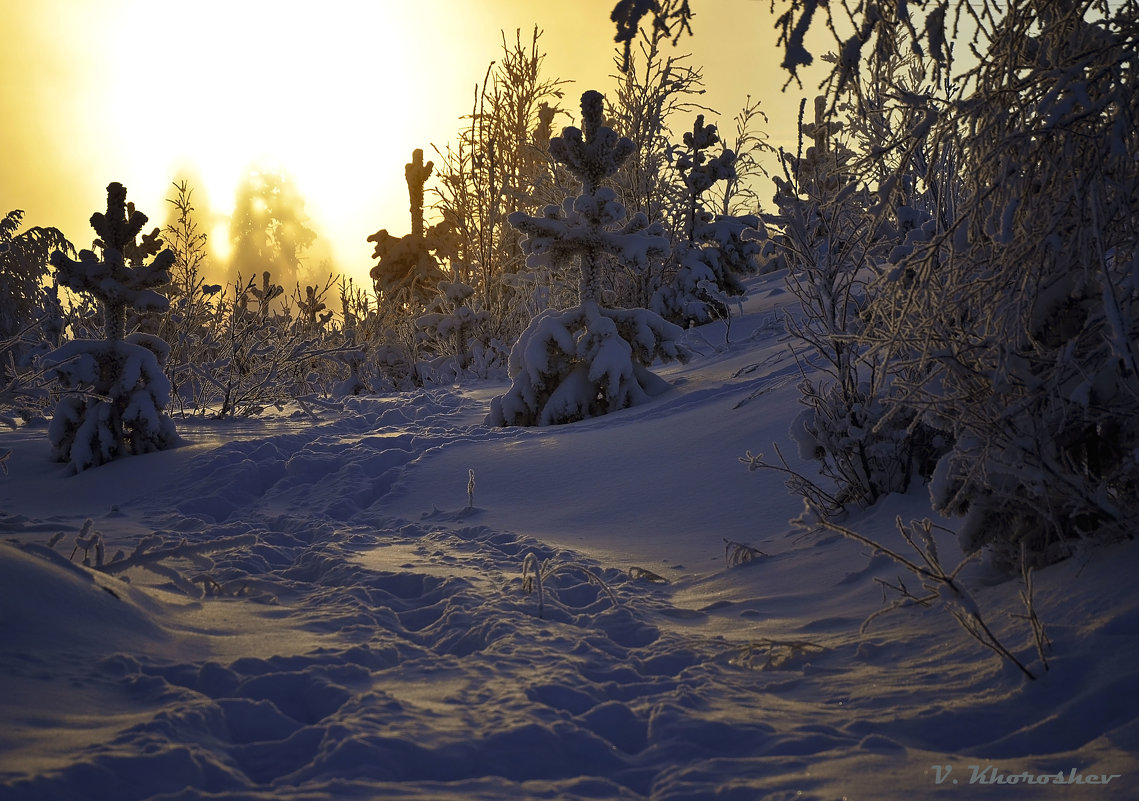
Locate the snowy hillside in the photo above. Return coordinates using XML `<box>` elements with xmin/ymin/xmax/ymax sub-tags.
<box><xmin>1</xmin><ymin>270</ymin><xmax>1137</xmax><ymax>801</ymax></box>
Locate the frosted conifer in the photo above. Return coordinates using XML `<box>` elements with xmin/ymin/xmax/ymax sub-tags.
<box><xmin>369</xmin><ymin>149</ymin><xmax>450</xmax><ymax>311</ymax></box>
<box><xmin>488</xmin><ymin>90</ymin><xmax>685</xmax><ymax>427</ymax></box>
<box><xmin>652</xmin><ymin>115</ymin><xmax>763</xmax><ymax>327</ymax></box>
<box><xmin>45</xmin><ymin>183</ymin><xmax>180</xmax><ymax>472</ymax></box>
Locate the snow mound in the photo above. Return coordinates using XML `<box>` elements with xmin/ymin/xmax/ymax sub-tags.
<box><xmin>0</xmin><ymin>541</ymin><xmax>169</xmax><ymax>654</ymax></box>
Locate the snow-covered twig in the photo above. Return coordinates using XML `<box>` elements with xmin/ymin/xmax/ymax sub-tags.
<box><xmin>740</xmin><ymin>445</ymin><xmax>842</xmax><ymax>519</ymax></box>
<box><xmin>97</xmin><ymin>532</ymin><xmax>258</xmax><ymax>575</ymax></box>
<box><xmin>521</xmin><ymin>551</ymin><xmax>619</xmax><ymax>619</ymax></box>
<box><xmin>723</xmin><ymin>538</ymin><xmax>767</xmax><ymax>567</ymax></box>
<box><xmin>805</xmin><ymin>508</ymin><xmax>1043</xmax><ymax>680</ymax></box>
<box><xmin>1012</xmin><ymin>541</ymin><xmax>1051</xmax><ymax>672</ymax></box>
<box><xmin>57</xmin><ymin>525</ymin><xmax>260</xmax><ymax>599</ymax></box>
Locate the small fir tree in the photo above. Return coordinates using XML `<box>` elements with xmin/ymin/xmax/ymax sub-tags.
<box><xmin>369</xmin><ymin>149</ymin><xmax>451</xmax><ymax>312</ymax></box>
<box><xmin>416</xmin><ymin>281</ymin><xmax>497</xmax><ymax>378</ymax></box>
<box><xmin>45</xmin><ymin>183</ymin><xmax>180</xmax><ymax>472</ymax></box>
<box><xmin>652</xmin><ymin>114</ymin><xmax>763</xmax><ymax>327</ymax></box>
<box><xmin>487</xmin><ymin>90</ymin><xmax>685</xmax><ymax>426</ymax></box>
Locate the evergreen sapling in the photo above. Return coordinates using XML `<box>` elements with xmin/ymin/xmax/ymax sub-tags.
<box><xmin>652</xmin><ymin>114</ymin><xmax>763</xmax><ymax>328</ymax></box>
<box><xmin>368</xmin><ymin>149</ymin><xmax>451</xmax><ymax>312</ymax></box>
<box><xmin>45</xmin><ymin>183</ymin><xmax>180</xmax><ymax>472</ymax></box>
<box><xmin>488</xmin><ymin>90</ymin><xmax>686</xmax><ymax>426</ymax></box>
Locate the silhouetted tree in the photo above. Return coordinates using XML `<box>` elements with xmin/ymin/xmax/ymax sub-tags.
<box><xmin>228</xmin><ymin>168</ymin><xmax>316</xmax><ymax>292</ymax></box>
<box><xmin>368</xmin><ymin>149</ymin><xmax>450</xmax><ymax>312</ymax></box>
<box><xmin>432</xmin><ymin>28</ymin><xmax>568</xmax><ymax>320</ymax></box>
<box><xmin>0</xmin><ymin>210</ymin><xmax>73</xmax><ymax>342</ymax></box>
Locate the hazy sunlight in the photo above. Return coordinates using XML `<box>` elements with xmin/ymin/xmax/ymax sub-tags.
<box><xmin>3</xmin><ymin>0</ymin><xmax>804</xmax><ymax>286</ymax></box>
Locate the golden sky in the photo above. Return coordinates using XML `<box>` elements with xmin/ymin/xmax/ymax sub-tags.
<box><xmin>2</xmin><ymin>0</ymin><xmax>823</xmax><ymax>287</ymax></box>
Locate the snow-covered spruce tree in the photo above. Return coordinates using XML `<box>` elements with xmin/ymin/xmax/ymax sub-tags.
<box><xmin>45</xmin><ymin>182</ymin><xmax>180</xmax><ymax>472</ymax></box>
<box><xmin>415</xmin><ymin>281</ymin><xmax>500</xmax><ymax>380</ymax></box>
<box><xmin>487</xmin><ymin>90</ymin><xmax>685</xmax><ymax>426</ymax></box>
<box><xmin>652</xmin><ymin>114</ymin><xmax>763</xmax><ymax>328</ymax></box>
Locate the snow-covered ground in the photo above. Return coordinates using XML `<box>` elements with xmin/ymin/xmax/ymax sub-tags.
<box><xmin>2</xmin><ymin>270</ymin><xmax>1137</xmax><ymax>800</ymax></box>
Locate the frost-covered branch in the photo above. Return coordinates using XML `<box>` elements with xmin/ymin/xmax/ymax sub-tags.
<box><xmin>799</xmin><ymin>507</ymin><xmax>1044</xmax><ymax>680</ymax></box>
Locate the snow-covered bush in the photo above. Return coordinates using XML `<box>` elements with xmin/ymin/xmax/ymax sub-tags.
<box><xmin>487</xmin><ymin>90</ymin><xmax>685</xmax><ymax>426</ymax></box>
<box><xmin>788</xmin><ymin>377</ymin><xmax>943</xmax><ymax>513</ymax></box>
<box><xmin>45</xmin><ymin>183</ymin><xmax>180</xmax><ymax>472</ymax></box>
<box><xmin>0</xmin><ymin>329</ymin><xmax>54</xmax><ymax>430</ymax></box>
<box><xmin>194</xmin><ymin>272</ymin><xmax>356</xmax><ymax>417</ymax></box>
<box><xmin>852</xmin><ymin>4</ymin><xmax>1139</xmax><ymax>567</ymax></box>
<box><xmin>431</xmin><ymin>28</ymin><xmax>567</xmax><ymax>334</ymax></box>
<box><xmin>322</xmin><ymin>278</ymin><xmax>433</xmax><ymax>395</ymax></box>
<box><xmin>152</xmin><ymin>181</ymin><xmax>228</xmax><ymax>414</ymax></box>
<box><xmin>623</xmin><ymin>0</ymin><xmax>1137</xmax><ymax>569</ymax></box>
<box><xmin>490</xmin><ymin>303</ymin><xmax>684</xmax><ymax>426</ymax></box>
<box><xmin>0</xmin><ymin>210</ymin><xmax>72</xmax><ymax>343</ymax></box>
<box><xmin>0</xmin><ymin>211</ymin><xmax>74</xmax><ymax>426</ymax></box>
<box><xmin>324</xmin><ymin>278</ymin><xmax>373</xmax><ymax>398</ymax></box>
<box><xmin>415</xmin><ymin>281</ymin><xmax>504</xmax><ymax>380</ymax></box>
<box><xmin>767</xmin><ymin>100</ymin><xmax>940</xmax><ymax>512</ymax></box>
<box><xmin>152</xmin><ymin>187</ymin><xmax>359</xmax><ymax>418</ymax></box>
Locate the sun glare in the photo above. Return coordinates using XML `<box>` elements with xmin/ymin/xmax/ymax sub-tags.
<box><xmin>86</xmin><ymin>1</ymin><xmax>494</xmax><ymax>284</ymax></box>
<box><xmin>7</xmin><ymin>0</ymin><xmax>803</xmax><ymax>288</ymax></box>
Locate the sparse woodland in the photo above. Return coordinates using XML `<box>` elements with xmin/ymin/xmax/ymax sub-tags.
<box><xmin>2</xmin><ymin>0</ymin><xmax>1136</xmax><ymax>580</ymax></box>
